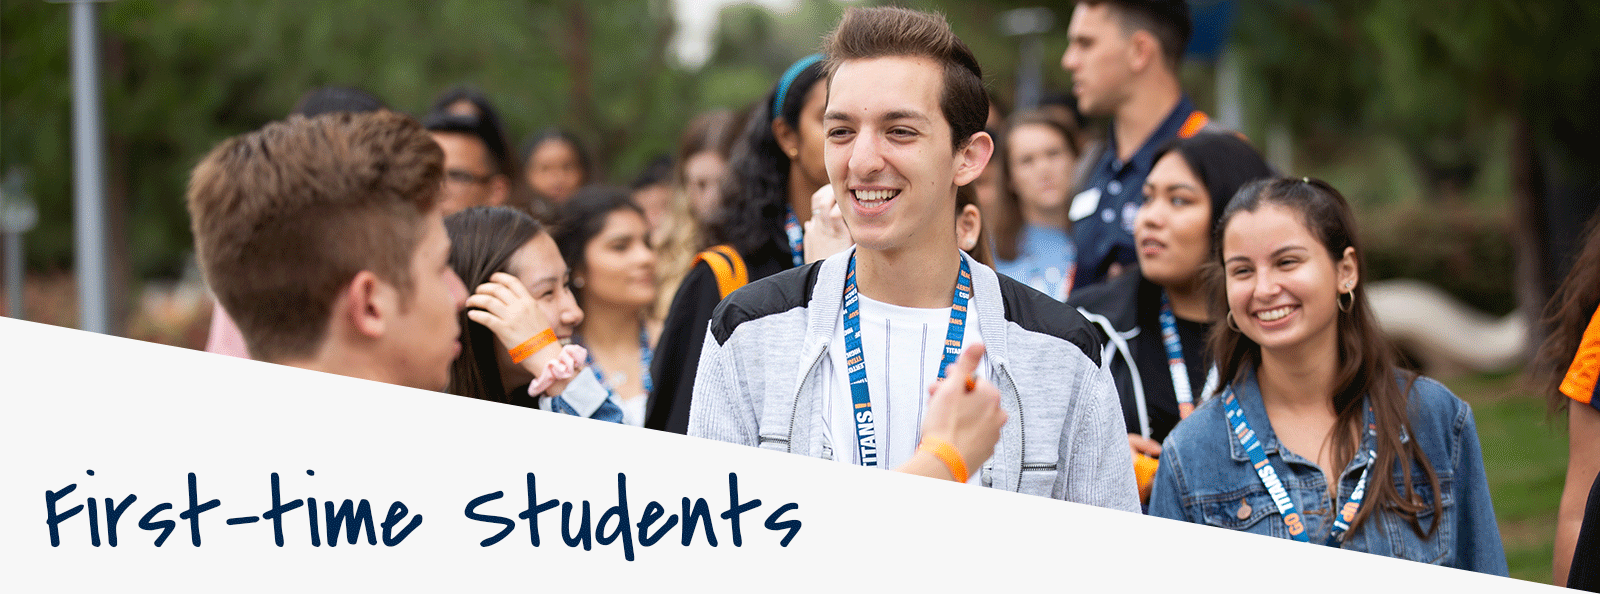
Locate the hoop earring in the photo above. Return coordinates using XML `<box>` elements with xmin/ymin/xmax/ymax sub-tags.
<box><xmin>1337</xmin><ymin>288</ymin><xmax>1355</xmax><ymax>313</ymax></box>
<box><xmin>1226</xmin><ymin>310</ymin><xmax>1241</xmax><ymax>332</ymax></box>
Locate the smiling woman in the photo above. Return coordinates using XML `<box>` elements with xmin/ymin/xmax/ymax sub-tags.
<box><xmin>1145</xmin><ymin>177</ymin><xmax>1508</xmax><ymax>575</ymax></box>
<box><xmin>444</xmin><ymin>206</ymin><xmax>621</xmax><ymax>422</ymax></box>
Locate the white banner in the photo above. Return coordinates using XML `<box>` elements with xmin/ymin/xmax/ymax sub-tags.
<box><xmin>0</xmin><ymin>318</ymin><xmax>1547</xmax><ymax>591</ymax></box>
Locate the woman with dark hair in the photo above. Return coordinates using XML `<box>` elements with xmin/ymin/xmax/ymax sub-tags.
<box><xmin>444</xmin><ymin>206</ymin><xmax>622</xmax><ymax>422</ymax></box>
<box><xmin>1530</xmin><ymin>209</ymin><xmax>1600</xmax><ymax>587</ymax></box>
<box><xmin>1068</xmin><ymin>130</ymin><xmax>1272</xmax><ymax>503</ymax></box>
<box><xmin>647</xmin><ymin>54</ymin><xmax>831</xmax><ymax>434</ymax></box>
<box><xmin>554</xmin><ymin>186</ymin><xmax>660</xmax><ymax>427</ymax></box>
<box><xmin>522</xmin><ymin>127</ymin><xmax>593</xmax><ymax>209</ymax></box>
<box><xmin>992</xmin><ymin>109</ymin><xmax>1081</xmax><ymax>301</ymax></box>
<box><xmin>1147</xmin><ymin>177</ymin><xmax>1506</xmax><ymax>574</ymax></box>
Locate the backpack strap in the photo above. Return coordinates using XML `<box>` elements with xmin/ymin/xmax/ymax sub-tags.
<box><xmin>692</xmin><ymin>244</ymin><xmax>749</xmax><ymax>299</ymax></box>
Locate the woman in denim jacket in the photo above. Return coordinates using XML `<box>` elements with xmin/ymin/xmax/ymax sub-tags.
<box><xmin>1147</xmin><ymin>178</ymin><xmax>1507</xmax><ymax>575</ymax></box>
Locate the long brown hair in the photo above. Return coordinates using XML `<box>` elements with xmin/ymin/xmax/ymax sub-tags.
<box><xmin>1208</xmin><ymin>177</ymin><xmax>1442</xmax><ymax>537</ymax></box>
<box><xmin>1533</xmin><ymin>209</ymin><xmax>1600</xmax><ymax>411</ymax></box>
<box><xmin>443</xmin><ymin>206</ymin><xmax>547</xmax><ymax>402</ymax></box>
<box><xmin>992</xmin><ymin>109</ymin><xmax>1080</xmax><ymax>262</ymax></box>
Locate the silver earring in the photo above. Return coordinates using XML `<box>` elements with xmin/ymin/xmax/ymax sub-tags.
<box><xmin>1226</xmin><ymin>310</ymin><xmax>1241</xmax><ymax>332</ymax></box>
<box><xmin>1338</xmin><ymin>287</ymin><xmax>1355</xmax><ymax>313</ymax></box>
<box><xmin>572</xmin><ymin>276</ymin><xmax>585</xmax><ymax>289</ymax></box>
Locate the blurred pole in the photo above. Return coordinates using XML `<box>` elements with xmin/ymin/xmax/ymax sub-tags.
<box><xmin>69</xmin><ymin>0</ymin><xmax>111</xmax><ymax>334</ymax></box>
<box><xmin>4</xmin><ymin>233</ymin><xmax>20</xmax><ymax>319</ymax></box>
<box><xmin>999</xmin><ymin>8</ymin><xmax>1055</xmax><ymax>112</ymax></box>
<box><xmin>1016</xmin><ymin>35</ymin><xmax>1043</xmax><ymax>111</ymax></box>
<box><xmin>0</xmin><ymin>168</ymin><xmax>36</xmax><ymax>320</ymax></box>
<box><xmin>1215</xmin><ymin>50</ymin><xmax>1243</xmax><ymax>131</ymax></box>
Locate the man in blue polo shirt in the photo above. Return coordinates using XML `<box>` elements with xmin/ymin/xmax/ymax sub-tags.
<box><xmin>1062</xmin><ymin>0</ymin><xmax>1206</xmax><ymax>290</ymax></box>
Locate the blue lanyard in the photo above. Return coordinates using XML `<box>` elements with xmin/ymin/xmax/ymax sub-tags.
<box><xmin>1221</xmin><ymin>390</ymin><xmax>1377</xmax><ymax>546</ymax></box>
<box><xmin>583</xmin><ymin>327</ymin><xmax>655</xmax><ymax>398</ymax></box>
<box><xmin>784</xmin><ymin>207</ymin><xmax>805</xmax><ymax>267</ymax></box>
<box><xmin>1158</xmin><ymin>293</ymin><xmax>1217</xmax><ymax>418</ymax></box>
<box><xmin>842</xmin><ymin>252</ymin><xmax>972</xmax><ymax>467</ymax></box>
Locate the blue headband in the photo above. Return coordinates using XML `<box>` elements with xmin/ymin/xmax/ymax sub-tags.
<box><xmin>772</xmin><ymin>54</ymin><xmax>825</xmax><ymax>123</ymax></box>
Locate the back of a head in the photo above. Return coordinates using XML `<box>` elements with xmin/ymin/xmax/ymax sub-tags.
<box><xmin>823</xmin><ymin>6</ymin><xmax>988</xmax><ymax>149</ymax></box>
<box><xmin>292</xmin><ymin>86</ymin><xmax>388</xmax><ymax>118</ymax></box>
<box><xmin>1087</xmin><ymin>0</ymin><xmax>1193</xmax><ymax>73</ymax></box>
<box><xmin>187</xmin><ymin>111</ymin><xmax>443</xmax><ymax>362</ymax></box>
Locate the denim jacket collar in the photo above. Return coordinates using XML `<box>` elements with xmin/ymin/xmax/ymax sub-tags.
<box><xmin>1222</xmin><ymin>366</ymin><xmax>1380</xmax><ymax>480</ymax></box>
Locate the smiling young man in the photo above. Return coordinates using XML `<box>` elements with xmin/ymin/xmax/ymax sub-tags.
<box><xmin>689</xmin><ymin>6</ymin><xmax>1138</xmax><ymax>509</ymax></box>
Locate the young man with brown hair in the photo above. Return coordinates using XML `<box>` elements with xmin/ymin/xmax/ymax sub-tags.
<box><xmin>690</xmin><ymin>6</ymin><xmax>1138</xmax><ymax>509</ymax></box>
<box><xmin>1062</xmin><ymin>0</ymin><xmax>1204</xmax><ymax>290</ymax></box>
<box><xmin>187</xmin><ymin>110</ymin><xmax>468</xmax><ymax>391</ymax></box>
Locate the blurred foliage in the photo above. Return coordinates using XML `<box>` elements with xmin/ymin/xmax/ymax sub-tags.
<box><xmin>1361</xmin><ymin>203</ymin><xmax>1518</xmax><ymax>316</ymax></box>
<box><xmin>1232</xmin><ymin>0</ymin><xmax>1600</xmax><ymax>191</ymax></box>
<box><xmin>2</xmin><ymin>0</ymin><xmax>708</xmax><ymax>279</ymax></box>
<box><xmin>3</xmin><ymin>0</ymin><xmax>1594</xmax><ymax>308</ymax></box>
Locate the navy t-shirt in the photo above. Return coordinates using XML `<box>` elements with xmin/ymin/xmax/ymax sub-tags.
<box><xmin>1069</xmin><ymin>96</ymin><xmax>1201</xmax><ymax>290</ymax></box>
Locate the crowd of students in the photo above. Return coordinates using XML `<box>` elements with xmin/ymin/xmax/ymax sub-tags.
<box><xmin>184</xmin><ymin>1</ymin><xmax>1600</xmax><ymax>586</ymax></box>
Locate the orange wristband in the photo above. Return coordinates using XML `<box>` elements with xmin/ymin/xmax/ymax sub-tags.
<box><xmin>918</xmin><ymin>437</ymin><xmax>969</xmax><ymax>483</ymax></box>
<box><xmin>509</xmin><ymin>328</ymin><xmax>557</xmax><ymax>364</ymax></box>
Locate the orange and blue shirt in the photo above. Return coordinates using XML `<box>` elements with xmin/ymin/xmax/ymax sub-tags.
<box><xmin>1561</xmin><ymin>306</ymin><xmax>1600</xmax><ymax>411</ymax></box>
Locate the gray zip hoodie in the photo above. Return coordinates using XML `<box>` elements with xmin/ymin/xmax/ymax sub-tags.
<box><xmin>689</xmin><ymin>249</ymin><xmax>1139</xmax><ymax>512</ymax></box>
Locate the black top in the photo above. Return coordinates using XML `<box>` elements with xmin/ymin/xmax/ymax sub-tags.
<box><xmin>645</xmin><ymin>239</ymin><xmax>792</xmax><ymax>434</ymax></box>
<box><xmin>1067</xmin><ymin>267</ymin><xmax>1211</xmax><ymax>444</ymax></box>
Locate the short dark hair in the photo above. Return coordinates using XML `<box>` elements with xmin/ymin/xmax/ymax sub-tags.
<box><xmin>1087</xmin><ymin>0</ymin><xmax>1192</xmax><ymax>72</ymax></box>
<box><xmin>291</xmin><ymin>86</ymin><xmax>387</xmax><ymax>118</ymax></box>
<box><xmin>631</xmin><ymin>155</ymin><xmax>674</xmax><ymax>190</ymax></box>
<box><xmin>422</xmin><ymin>111</ymin><xmax>501</xmax><ymax>174</ymax></box>
<box><xmin>187</xmin><ymin>111</ymin><xmax>442</xmax><ymax>361</ymax></box>
<box><xmin>429</xmin><ymin>86</ymin><xmax>514</xmax><ymax>173</ymax></box>
<box><xmin>822</xmin><ymin>6</ymin><xmax>988</xmax><ymax>150</ymax></box>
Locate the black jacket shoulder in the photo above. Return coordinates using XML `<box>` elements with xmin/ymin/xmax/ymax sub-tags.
<box><xmin>995</xmin><ymin>273</ymin><xmax>1103</xmax><ymax>366</ymax></box>
<box><xmin>708</xmin><ymin>261</ymin><xmax>822</xmax><ymax>345</ymax></box>
<box><xmin>1065</xmin><ymin>265</ymin><xmax>1146</xmax><ymax>333</ymax></box>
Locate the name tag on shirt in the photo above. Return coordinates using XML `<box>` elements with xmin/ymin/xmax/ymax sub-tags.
<box><xmin>1070</xmin><ymin>187</ymin><xmax>1102</xmax><ymax>222</ymax></box>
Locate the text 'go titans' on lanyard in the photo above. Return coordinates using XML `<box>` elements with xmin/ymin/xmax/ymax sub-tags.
<box><xmin>1221</xmin><ymin>390</ymin><xmax>1376</xmax><ymax>546</ymax></box>
<box><xmin>843</xmin><ymin>252</ymin><xmax>972</xmax><ymax>467</ymax></box>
